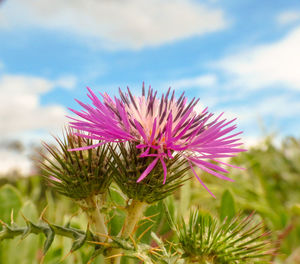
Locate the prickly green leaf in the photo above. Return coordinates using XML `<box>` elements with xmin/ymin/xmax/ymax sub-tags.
<box><xmin>90</xmin><ymin>247</ymin><xmax>105</xmax><ymax>262</ymax></box>
<box><xmin>108</xmin><ymin>185</ymin><xmax>126</xmax><ymax>236</ymax></box>
<box><xmin>135</xmin><ymin>202</ymin><xmax>164</xmax><ymax>244</ymax></box>
<box><xmin>71</xmin><ymin>232</ymin><xmax>86</xmax><ymax>252</ymax></box>
<box><xmin>163</xmin><ymin>199</ymin><xmax>175</xmax><ymax>231</ymax></box>
<box><xmin>18</xmin><ymin>201</ymin><xmax>39</xmax><ymax>225</ymax></box>
<box><xmin>0</xmin><ymin>184</ymin><xmax>22</xmax><ymax>224</ymax></box>
<box><xmin>43</xmin><ymin>225</ymin><xmax>55</xmax><ymax>255</ymax></box>
<box><xmin>111</xmin><ymin>236</ymin><xmax>134</xmax><ymax>250</ymax></box>
<box><xmin>220</xmin><ymin>189</ymin><xmax>235</xmax><ymax>221</ymax></box>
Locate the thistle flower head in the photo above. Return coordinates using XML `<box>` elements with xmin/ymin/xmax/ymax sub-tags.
<box><xmin>40</xmin><ymin>128</ymin><xmax>113</xmax><ymax>200</ymax></box>
<box><xmin>69</xmin><ymin>84</ymin><xmax>245</xmax><ymax>197</ymax></box>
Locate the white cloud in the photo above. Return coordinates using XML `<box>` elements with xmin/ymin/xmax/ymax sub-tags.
<box><xmin>250</xmin><ymin>95</ymin><xmax>300</xmax><ymax>118</ymax></box>
<box><xmin>205</xmin><ymin>91</ymin><xmax>300</xmax><ymax>149</ymax></box>
<box><xmin>170</xmin><ymin>74</ymin><xmax>217</xmax><ymax>90</ymax></box>
<box><xmin>221</xmin><ymin>93</ymin><xmax>300</xmax><ymax>123</ymax></box>
<box><xmin>0</xmin><ymin>74</ymin><xmax>75</xmax><ymax>140</ymax></box>
<box><xmin>214</xmin><ymin>93</ymin><xmax>300</xmax><ymax>147</ymax></box>
<box><xmin>55</xmin><ymin>75</ymin><xmax>77</xmax><ymax>90</ymax></box>
<box><xmin>0</xmin><ymin>72</ymin><xmax>76</xmax><ymax>174</ymax></box>
<box><xmin>214</xmin><ymin>26</ymin><xmax>300</xmax><ymax>90</ymax></box>
<box><xmin>0</xmin><ymin>150</ymin><xmax>32</xmax><ymax>175</ymax></box>
<box><xmin>1</xmin><ymin>0</ymin><xmax>227</xmax><ymax>49</ymax></box>
<box><xmin>277</xmin><ymin>10</ymin><xmax>300</xmax><ymax>25</ymax></box>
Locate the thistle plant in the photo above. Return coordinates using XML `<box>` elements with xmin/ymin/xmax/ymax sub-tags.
<box><xmin>39</xmin><ymin>128</ymin><xmax>113</xmax><ymax>241</ymax></box>
<box><xmin>0</xmin><ymin>85</ymin><xmax>274</xmax><ymax>264</ymax></box>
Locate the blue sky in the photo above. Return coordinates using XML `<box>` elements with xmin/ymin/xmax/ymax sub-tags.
<box><xmin>1</xmin><ymin>0</ymin><xmax>300</xmax><ymax>172</ymax></box>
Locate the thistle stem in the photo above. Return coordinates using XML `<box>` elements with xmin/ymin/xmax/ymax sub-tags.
<box><xmin>84</xmin><ymin>195</ymin><xmax>111</xmax><ymax>264</ymax></box>
<box><xmin>122</xmin><ymin>200</ymin><xmax>147</xmax><ymax>238</ymax></box>
<box><xmin>85</xmin><ymin>195</ymin><xmax>108</xmax><ymax>242</ymax></box>
<box><xmin>109</xmin><ymin>200</ymin><xmax>148</xmax><ymax>264</ymax></box>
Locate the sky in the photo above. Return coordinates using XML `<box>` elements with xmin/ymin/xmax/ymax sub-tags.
<box><xmin>1</xmin><ymin>0</ymin><xmax>300</xmax><ymax>174</ymax></box>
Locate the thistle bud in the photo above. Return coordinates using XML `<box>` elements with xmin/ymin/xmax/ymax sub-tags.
<box><xmin>40</xmin><ymin>129</ymin><xmax>113</xmax><ymax>200</ymax></box>
<box><xmin>110</xmin><ymin>141</ymin><xmax>190</xmax><ymax>203</ymax></box>
<box><xmin>177</xmin><ymin>211</ymin><xmax>274</xmax><ymax>263</ymax></box>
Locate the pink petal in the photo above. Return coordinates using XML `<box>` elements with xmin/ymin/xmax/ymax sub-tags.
<box><xmin>137</xmin><ymin>157</ymin><xmax>159</xmax><ymax>182</ymax></box>
<box><xmin>189</xmin><ymin>162</ymin><xmax>216</xmax><ymax>198</ymax></box>
<box><xmin>134</xmin><ymin>119</ymin><xmax>148</xmax><ymax>143</ymax></box>
<box><xmin>149</xmin><ymin>118</ymin><xmax>157</xmax><ymax>143</ymax></box>
<box><xmin>160</xmin><ymin>157</ymin><xmax>167</xmax><ymax>184</ymax></box>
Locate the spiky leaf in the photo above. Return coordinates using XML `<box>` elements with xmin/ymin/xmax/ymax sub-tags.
<box><xmin>220</xmin><ymin>189</ymin><xmax>236</xmax><ymax>221</ymax></box>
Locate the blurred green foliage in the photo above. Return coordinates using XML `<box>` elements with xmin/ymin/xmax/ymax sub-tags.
<box><xmin>0</xmin><ymin>136</ymin><xmax>300</xmax><ymax>263</ymax></box>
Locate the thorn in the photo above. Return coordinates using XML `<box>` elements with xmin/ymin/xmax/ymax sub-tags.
<box><xmin>65</xmin><ymin>211</ymin><xmax>80</xmax><ymax>227</ymax></box>
<box><xmin>20</xmin><ymin>211</ymin><xmax>29</xmax><ymax>222</ymax></box>
<box><xmin>41</xmin><ymin>215</ymin><xmax>51</xmax><ymax>226</ymax></box>
<box><xmin>136</xmin><ymin>219</ymin><xmax>151</xmax><ymax>229</ymax></box>
<box><xmin>131</xmin><ymin>222</ymin><xmax>140</xmax><ymax>235</ymax></box>
<box><xmin>0</xmin><ymin>219</ymin><xmax>8</xmax><ymax>227</ymax></box>
<box><xmin>149</xmin><ymin>249</ymin><xmax>161</xmax><ymax>257</ymax></box>
<box><xmin>60</xmin><ymin>251</ymin><xmax>72</xmax><ymax>263</ymax></box>
<box><xmin>137</xmin><ymin>224</ymin><xmax>154</xmax><ymax>242</ymax></box>
<box><xmin>104</xmin><ymin>253</ymin><xmax>124</xmax><ymax>259</ymax></box>
<box><xmin>87</xmin><ymin>240</ymin><xmax>111</xmax><ymax>247</ymax></box>
<box><xmin>141</xmin><ymin>212</ymin><xmax>159</xmax><ymax>223</ymax></box>
<box><xmin>105</xmin><ymin>213</ymin><xmax>116</xmax><ymax>225</ymax></box>
<box><xmin>129</xmin><ymin>234</ymin><xmax>137</xmax><ymax>249</ymax></box>
<box><xmin>39</xmin><ymin>205</ymin><xmax>48</xmax><ymax>221</ymax></box>
<box><xmin>94</xmin><ymin>232</ymin><xmax>112</xmax><ymax>240</ymax></box>
<box><xmin>135</xmin><ymin>255</ymin><xmax>144</xmax><ymax>261</ymax></box>
<box><xmin>87</xmin><ymin>258</ymin><xmax>94</xmax><ymax>264</ymax></box>
<box><xmin>10</xmin><ymin>209</ymin><xmax>14</xmax><ymax>226</ymax></box>
<box><xmin>39</xmin><ymin>254</ymin><xmax>45</xmax><ymax>264</ymax></box>
<box><xmin>16</xmin><ymin>237</ymin><xmax>24</xmax><ymax>246</ymax></box>
<box><xmin>149</xmin><ymin>247</ymin><xmax>162</xmax><ymax>253</ymax></box>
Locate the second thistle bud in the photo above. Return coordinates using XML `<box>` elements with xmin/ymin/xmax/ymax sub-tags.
<box><xmin>110</xmin><ymin>142</ymin><xmax>190</xmax><ymax>203</ymax></box>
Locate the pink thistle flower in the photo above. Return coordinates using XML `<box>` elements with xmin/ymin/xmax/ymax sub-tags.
<box><xmin>68</xmin><ymin>84</ymin><xmax>246</xmax><ymax>197</ymax></box>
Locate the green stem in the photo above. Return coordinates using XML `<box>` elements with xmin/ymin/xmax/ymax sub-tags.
<box><xmin>122</xmin><ymin>200</ymin><xmax>147</xmax><ymax>238</ymax></box>
<box><xmin>85</xmin><ymin>195</ymin><xmax>108</xmax><ymax>242</ymax></box>
<box><xmin>110</xmin><ymin>200</ymin><xmax>148</xmax><ymax>264</ymax></box>
<box><xmin>84</xmin><ymin>195</ymin><xmax>110</xmax><ymax>264</ymax></box>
